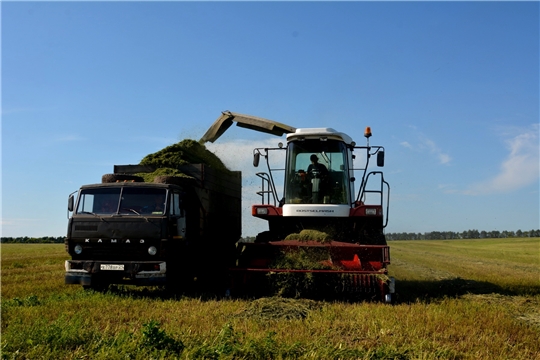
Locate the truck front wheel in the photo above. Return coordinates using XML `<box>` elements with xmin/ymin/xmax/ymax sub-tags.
<box><xmin>82</xmin><ymin>277</ymin><xmax>109</xmax><ymax>292</ymax></box>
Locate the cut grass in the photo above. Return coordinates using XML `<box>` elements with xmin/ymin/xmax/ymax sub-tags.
<box><xmin>139</xmin><ymin>139</ymin><xmax>230</xmax><ymax>172</ymax></box>
<box><xmin>234</xmin><ymin>297</ymin><xmax>322</xmax><ymax>320</ymax></box>
<box><xmin>2</xmin><ymin>239</ymin><xmax>540</xmax><ymax>359</ymax></box>
<box><xmin>284</xmin><ymin>229</ymin><xmax>332</xmax><ymax>242</ymax></box>
<box><xmin>130</xmin><ymin>138</ymin><xmax>232</xmax><ymax>182</ymax></box>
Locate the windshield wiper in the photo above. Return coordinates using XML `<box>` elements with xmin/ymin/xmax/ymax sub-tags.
<box><xmin>79</xmin><ymin>211</ymin><xmax>106</xmax><ymax>221</ymax></box>
<box><xmin>80</xmin><ymin>211</ymin><xmax>99</xmax><ymax>217</ymax></box>
<box><xmin>120</xmin><ymin>208</ymin><xmax>149</xmax><ymax>222</ymax></box>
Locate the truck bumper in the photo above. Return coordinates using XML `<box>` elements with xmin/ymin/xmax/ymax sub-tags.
<box><xmin>65</xmin><ymin>260</ymin><xmax>167</xmax><ymax>286</ymax></box>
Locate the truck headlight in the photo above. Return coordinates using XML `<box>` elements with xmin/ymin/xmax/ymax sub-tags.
<box><xmin>148</xmin><ymin>246</ymin><xmax>157</xmax><ymax>256</ymax></box>
<box><xmin>74</xmin><ymin>244</ymin><xmax>83</xmax><ymax>255</ymax></box>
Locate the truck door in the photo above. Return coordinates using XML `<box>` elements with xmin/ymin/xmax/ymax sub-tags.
<box><xmin>170</xmin><ymin>191</ymin><xmax>186</xmax><ymax>239</ymax></box>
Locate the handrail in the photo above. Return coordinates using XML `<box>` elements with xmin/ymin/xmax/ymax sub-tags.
<box><xmin>253</xmin><ymin>147</ymin><xmax>286</xmax><ymax>207</ymax></box>
<box><xmin>255</xmin><ymin>172</ymin><xmax>277</xmax><ymax>206</ymax></box>
<box><xmin>382</xmin><ymin>176</ymin><xmax>390</xmax><ymax>228</ymax></box>
<box><xmin>358</xmin><ymin>171</ymin><xmax>390</xmax><ymax>228</ymax></box>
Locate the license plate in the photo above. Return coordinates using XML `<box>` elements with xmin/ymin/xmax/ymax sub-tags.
<box><xmin>100</xmin><ymin>264</ymin><xmax>124</xmax><ymax>271</ymax></box>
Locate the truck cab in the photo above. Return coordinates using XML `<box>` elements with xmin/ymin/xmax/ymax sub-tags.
<box><xmin>65</xmin><ymin>182</ymin><xmax>187</xmax><ymax>288</ymax></box>
<box><xmin>65</xmin><ymin>164</ymin><xmax>242</xmax><ymax>291</ymax></box>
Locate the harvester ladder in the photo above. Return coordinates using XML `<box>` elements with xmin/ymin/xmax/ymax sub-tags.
<box><xmin>359</xmin><ymin>171</ymin><xmax>390</xmax><ymax>228</ymax></box>
<box><xmin>256</xmin><ymin>172</ymin><xmax>277</xmax><ymax>206</ymax></box>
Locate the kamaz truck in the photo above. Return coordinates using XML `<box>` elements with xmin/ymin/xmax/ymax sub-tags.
<box><xmin>64</xmin><ymin>164</ymin><xmax>241</xmax><ymax>292</ymax></box>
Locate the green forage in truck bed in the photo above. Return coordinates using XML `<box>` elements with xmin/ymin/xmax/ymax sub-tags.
<box><xmin>140</xmin><ymin>139</ymin><xmax>229</xmax><ymax>172</ymax></box>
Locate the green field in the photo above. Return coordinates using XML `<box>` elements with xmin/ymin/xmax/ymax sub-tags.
<box><xmin>2</xmin><ymin>238</ymin><xmax>539</xmax><ymax>359</ymax></box>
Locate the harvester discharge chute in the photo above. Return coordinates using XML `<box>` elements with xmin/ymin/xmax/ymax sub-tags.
<box><xmin>203</xmin><ymin>111</ymin><xmax>394</xmax><ymax>302</ymax></box>
<box><xmin>200</xmin><ymin>110</ymin><xmax>296</xmax><ymax>144</ymax></box>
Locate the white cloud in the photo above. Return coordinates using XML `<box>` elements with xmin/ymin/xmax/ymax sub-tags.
<box><xmin>460</xmin><ymin>124</ymin><xmax>539</xmax><ymax>195</ymax></box>
<box><xmin>401</xmin><ymin>132</ymin><xmax>451</xmax><ymax>165</ymax></box>
<box><xmin>438</xmin><ymin>153</ymin><xmax>452</xmax><ymax>165</ymax></box>
<box><xmin>206</xmin><ymin>138</ymin><xmax>285</xmax><ymax>173</ymax></box>
<box><xmin>421</xmin><ymin>137</ymin><xmax>452</xmax><ymax>165</ymax></box>
<box><xmin>400</xmin><ymin>141</ymin><xmax>412</xmax><ymax>149</ymax></box>
<box><xmin>206</xmin><ymin>138</ymin><xmax>286</xmax><ymax>237</ymax></box>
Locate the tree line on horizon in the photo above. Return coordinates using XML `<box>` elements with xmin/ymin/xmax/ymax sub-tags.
<box><xmin>1</xmin><ymin>236</ymin><xmax>65</xmax><ymax>243</ymax></box>
<box><xmin>240</xmin><ymin>228</ymin><xmax>540</xmax><ymax>242</ymax></box>
<box><xmin>1</xmin><ymin>229</ymin><xmax>539</xmax><ymax>243</ymax></box>
<box><xmin>385</xmin><ymin>229</ymin><xmax>540</xmax><ymax>241</ymax></box>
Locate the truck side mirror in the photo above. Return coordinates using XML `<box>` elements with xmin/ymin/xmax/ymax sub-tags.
<box><xmin>377</xmin><ymin>151</ymin><xmax>385</xmax><ymax>167</ymax></box>
<box><xmin>253</xmin><ymin>152</ymin><xmax>260</xmax><ymax>167</ymax></box>
<box><xmin>68</xmin><ymin>195</ymin><xmax>74</xmax><ymax>212</ymax></box>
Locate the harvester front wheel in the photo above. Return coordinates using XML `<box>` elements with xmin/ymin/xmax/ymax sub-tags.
<box><xmin>382</xmin><ymin>277</ymin><xmax>396</xmax><ymax>304</ymax></box>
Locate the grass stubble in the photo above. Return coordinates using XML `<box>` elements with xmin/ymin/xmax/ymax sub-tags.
<box><xmin>1</xmin><ymin>239</ymin><xmax>539</xmax><ymax>359</ymax></box>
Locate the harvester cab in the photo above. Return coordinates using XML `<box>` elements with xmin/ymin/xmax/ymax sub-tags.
<box><xmin>251</xmin><ymin>126</ymin><xmax>389</xmax><ymax>244</ymax></box>
<box><xmin>201</xmin><ymin>111</ymin><xmax>394</xmax><ymax>302</ymax></box>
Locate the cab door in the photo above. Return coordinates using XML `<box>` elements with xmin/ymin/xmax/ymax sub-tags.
<box><xmin>169</xmin><ymin>191</ymin><xmax>186</xmax><ymax>239</ymax></box>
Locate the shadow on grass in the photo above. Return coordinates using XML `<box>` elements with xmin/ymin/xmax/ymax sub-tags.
<box><xmin>394</xmin><ymin>277</ymin><xmax>540</xmax><ymax>303</ymax></box>
<box><xmin>84</xmin><ymin>277</ymin><xmax>540</xmax><ymax>305</ymax></box>
<box><xmin>86</xmin><ymin>283</ymin><xmax>232</xmax><ymax>302</ymax></box>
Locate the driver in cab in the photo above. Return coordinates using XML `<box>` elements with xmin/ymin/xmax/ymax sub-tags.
<box><xmin>307</xmin><ymin>154</ymin><xmax>328</xmax><ymax>178</ymax></box>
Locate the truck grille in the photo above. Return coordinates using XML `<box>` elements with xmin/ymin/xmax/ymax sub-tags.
<box><xmin>87</xmin><ymin>247</ymin><xmax>149</xmax><ymax>260</ymax></box>
<box><xmin>74</xmin><ymin>225</ymin><xmax>98</xmax><ymax>231</ymax></box>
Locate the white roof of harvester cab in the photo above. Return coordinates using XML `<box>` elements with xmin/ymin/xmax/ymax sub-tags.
<box><xmin>286</xmin><ymin>128</ymin><xmax>354</xmax><ymax>145</ymax></box>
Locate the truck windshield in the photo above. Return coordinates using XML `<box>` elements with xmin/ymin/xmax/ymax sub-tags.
<box><xmin>120</xmin><ymin>187</ymin><xmax>167</xmax><ymax>215</ymax></box>
<box><xmin>76</xmin><ymin>187</ymin><xmax>167</xmax><ymax>215</ymax></box>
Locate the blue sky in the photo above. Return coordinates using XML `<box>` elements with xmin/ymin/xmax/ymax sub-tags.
<box><xmin>2</xmin><ymin>1</ymin><xmax>538</xmax><ymax>238</ymax></box>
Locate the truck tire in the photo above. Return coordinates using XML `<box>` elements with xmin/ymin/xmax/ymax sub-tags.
<box><xmin>101</xmin><ymin>174</ymin><xmax>144</xmax><ymax>183</ymax></box>
<box><xmin>82</xmin><ymin>280</ymin><xmax>109</xmax><ymax>292</ymax></box>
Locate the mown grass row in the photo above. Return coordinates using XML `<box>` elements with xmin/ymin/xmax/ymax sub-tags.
<box><xmin>1</xmin><ymin>240</ymin><xmax>539</xmax><ymax>359</ymax></box>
